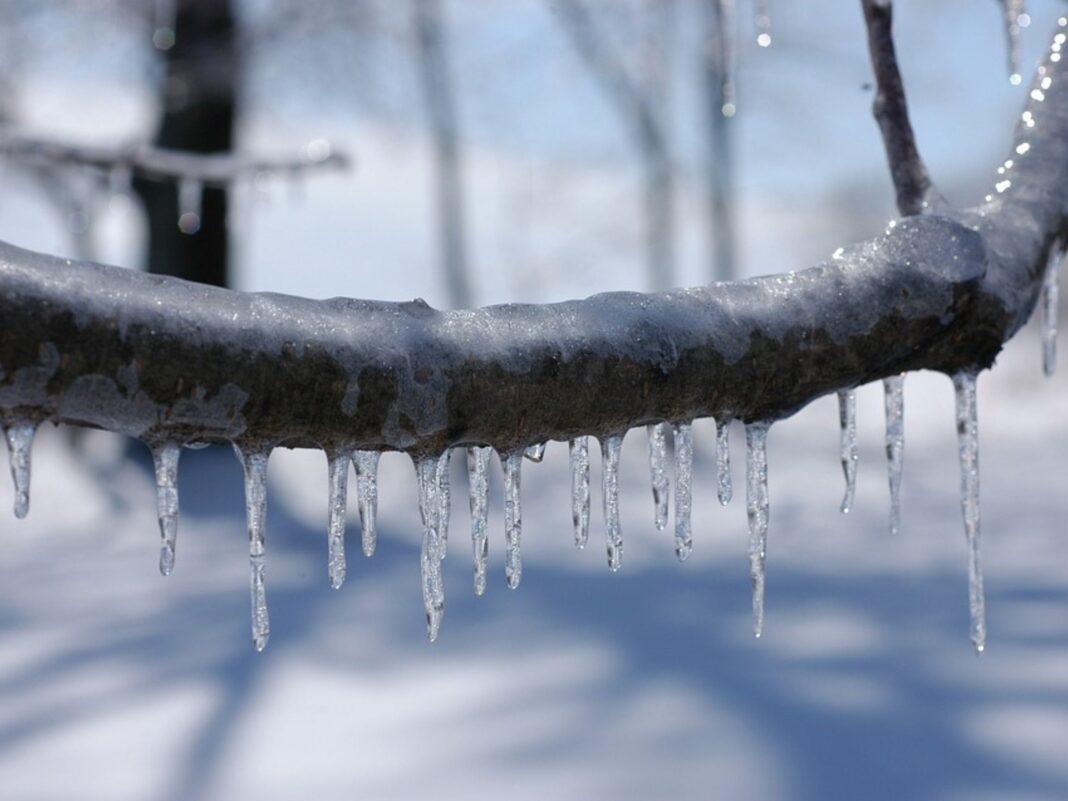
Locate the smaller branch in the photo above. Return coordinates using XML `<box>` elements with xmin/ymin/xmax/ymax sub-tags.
<box><xmin>0</xmin><ymin>132</ymin><xmax>351</xmax><ymax>187</ymax></box>
<box><xmin>861</xmin><ymin>0</ymin><xmax>935</xmax><ymax>216</ymax></box>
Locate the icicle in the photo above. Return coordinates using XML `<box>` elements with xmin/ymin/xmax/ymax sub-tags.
<box><xmin>524</xmin><ymin>442</ymin><xmax>547</xmax><ymax>462</ymax></box>
<box><xmin>177</xmin><ymin>177</ymin><xmax>203</xmax><ymax>235</ymax></box>
<box><xmin>352</xmin><ymin>450</ymin><xmax>379</xmax><ymax>557</ymax></box>
<box><xmin>647</xmin><ymin>423</ymin><xmax>670</xmax><ymax>531</ymax></box>
<box><xmin>235</xmin><ymin>445</ymin><xmax>271</xmax><ymax>652</ymax></box>
<box><xmin>467</xmin><ymin>447</ymin><xmax>491</xmax><ymax>595</ymax></box>
<box><xmin>838</xmin><ymin>389</ymin><xmax>858</xmax><ymax>514</ymax></box>
<box><xmin>152</xmin><ymin>0</ymin><xmax>176</xmax><ymax>50</ymax></box>
<box><xmin>602</xmin><ymin>434</ymin><xmax>624</xmax><ymax>571</ymax></box>
<box><xmin>745</xmin><ymin>422</ymin><xmax>770</xmax><ymax>638</ymax></box>
<box><xmin>883</xmin><ymin>374</ymin><xmax>905</xmax><ymax>535</ymax></box>
<box><xmin>415</xmin><ymin>457</ymin><xmax>445</xmax><ymax>641</ymax></box>
<box><xmin>672</xmin><ymin>422</ymin><xmax>694</xmax><ymax>562</ymax></box>
<box><xmin>715</xmin><ymin>0</ymin><xmax>736</xmax><ymax>117</ymax></box>
<box><xmin>716</xmin><ymin>419</ymin><xmax>732</xmax><ymax>505</ymax></box>
<box><xmin>755</xmin><ymin>0</ymin><xmax>772</xmax><ymax>47</ymax></box>
<box><xmin>326</xmin><ymin>451</ymin><xmax>348</xmax><ymax>590</ymax></box>
<box><xmin>953</xmin><ymin>372</ymin><xmax>986</xmax><ymax>654</ymax></box>
<box><xmin>570</xmin><ymin>437</ymin><xmax>591</xmax><ymax>549</ymax></box>
<box><xmin>4</xmin><ymin>421</ymin><xmax>35</xmax><ymax>520</ymax></box>
<box><xmin>1042</xmin><ymin>254</ymin><xmax>1059</xmax><ymax>377</ymax></box>
<box><xmin>436</xmin><ymin>449</ymin><xmax>451</xmax><ymax>559</ymax></box>
<box><xmin>502</xmin><ymin>450</ymin><xmax>523</xmax><ymax>589</ymax></box>
<box><xmin>1000</xmin><ymin>0</ymin><xmax>1025</xmax><ymax>84</ymax></box>
<box><xmin>152</xmin><ymin>442</ymin><xmax>181</xmax><ymax>576</ymax></box>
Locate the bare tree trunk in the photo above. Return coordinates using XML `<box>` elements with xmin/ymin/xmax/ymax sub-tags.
<box><xmin>703</xmin><ymin>0</ymin><xmax>736</xmax><ymax>281</ymax></box>
<box><xmin>414</xmin><ymin>0</ymin><xmax>472</xmax><ymax>309</ymax></box>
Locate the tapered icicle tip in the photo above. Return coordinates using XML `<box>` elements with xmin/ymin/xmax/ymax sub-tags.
<box><xmin>883</xmin><ymin>375</ymin><xmax>905</xmax><ymax>536</ymax></box>
<box><xmin>745</xmin><ymin>422</ymin><xmax>771</xmax><ymax>639</ymax></box>
<box><xmin>952</xmin><ymin>372</ymin><xmax>986</xmax><ymax>654</ymax></box>
<box><xmin>152</xmin><ymin>442</ymin><xmax>181</xmax><ymax>576</ymax></box>
<box><xmin>647</xmin><ymin>423</ymin><xmax>670</xmax><ymax>531</ymax></box>
<box><xmin>716</xmin><ymin>419</ymin><xmax>733</xmax><ymax>506</ymax></box>
<box><xmin>1041</xmin><ymin>253</ymin><xmax>1060</xmax><ymax>377</ymax></box>
<box><xmin>502</xmin><ymin>450</ymin><xmax>523</xmax><ymax>590</ymax></box>
<box><xmin>569</xmin><ymin>437</ymin><xmax>591</xmax><ymax>549</ymax></box>
<box><xmin>352</xmin><ymin>450</ymin><xmax>380</xmax><ymax>558</ymax></box>
<box><xmin>672</xmin><ymin>422</ymin><xmax>694</xmax><ymax>562</ymax></box>
<box><xmin>235</xmin><ymin>444</ymin><xmax>271</xmax><ymax>653</ymax></box>
<box><xmin>602</xmin><ymin>434</ymin><xmax>624</xmax><ymax>572</ymax></box>
<box><xmin>326</xmin><ymin>451</ymin><xmax>349</xmax><ymax>590</ymax></box>
<box><xmin>1000</xmin><ymin>0</ymin><xmax>1025</xmax><ymax>83</ymax></box>
<box><xmin>467</xmin><ymin>447</ymin><xmax>491</xmax><ymax>596</ymax></box>
<box><xmin>838</xmin><ymin>390</ymin><xmax>858</xmax><ymax>515</ymax></box>
<box><xmin>415</xmin><ymin>457</ymin><xmax>446</xmax><ymax>641</ymax></box>
<box><xmin>4</xmin><ymin>420</ymin><xmax>36</xmax><ymax>520</ymax></box>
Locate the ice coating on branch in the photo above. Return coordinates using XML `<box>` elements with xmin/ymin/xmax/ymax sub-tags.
<box><xmin>235</xmin><ymin>445</ymin><xmax>270</xmax><ymax>652</ymax></box>
<box><xmin>716</xmin><ymin>419</ymin><xmax>732</xmax><ymax>505</ymax></box>
<box><xmin>570</xmin><ymin>437</ymin><xmax>591</xmax><ymax>549</ymax></box>
<box><xmin>602</xmin><ymin>434</ymin><xmax>624</xmax><ymax>571</ymax></box>
<box><xmin>326</xmin><ymin>451</ymin><xmax>348</xmax><ymax>590</ymax></box>
<box><xmin>415</xmin><ymin>457</ymin><xmax>445</xmax><ymax>641</ymax></box>
<box><xmin>502</xmin><ymin>451</ymin><xmax>523</xmax><ymax>589</ymax></box>
<box><xmin>352</xmin><ymin>450</ymin><xmax>380</xmax><ymax>557</ymax></box>
<box><xmin>672</xmin><ymin>422</ymin><xmax>694</xmax><ymax>562</ymax></box>
<box><xmin>524</xmin><ymin>442</ymin><xmax>547</xmax><ymax>462</ymax></box>
<box><xmin>4</xmin><ymin>420</ymin><xmax>35</xmax><ymax>519</ymax></box>
<box><xmin>838</xmin><ymin>389</ymin><xmax>858</xmax><ymax>514</ymax></box>
<box><xmin>1000</xmin><ymin>0</ymin><xmax>1025</xmax><ymax>84</ymax></box>
<box><xmin>467</xmin><ymin>447</ymin><xmax>491</xmax><ymax>595</ymax></box>
<box><xmin>746</xmin><ymin>422</ymin><xmax>770</xmax><ymax>638</ymax></box>
<box><xmin>152</xmin><ymin>442</ymin><xmax>180</xmax><ymax>575</ymax></box>
<box><xmin>953</xmin><ymin>372</ymin><xmax>986</xmax><ymax>654</ymax></box>
<box><xmin>436</xmin><ymin>449</ymin><xmax>451</xmax><ymax>559</ymax></box>
<box><xmin>177</xmin><ymin>177</ymin><xmax>203</xmax><ymax>235</ymax></box>
<box><xmin>755</xmin><ymin>0</ymin><xmax>772</xmax><ymax>47</ymax></box>
<box><xmin>883</xmin><ymin>375</ymin><xmax>905</xmax><ymax>535</ymax></box>
<box><xmin>1042</xmin><ymin>253</ymin><xmax>1059</xmax><ymax>376</ymax></box>
<box><xmin>647</xmin><ymin>423</ymin><xmax>670</xmax><ymax>531</ymax></box>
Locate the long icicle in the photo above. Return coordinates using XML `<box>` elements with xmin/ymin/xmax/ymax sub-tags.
<box><xmin>415</xmin><ymin>456</ymin><xmax>445</xmax><ymax>641</ymax></box>
<box><xmin>152</xmin><ymin>442</ymin><xmax>181</xmax><ymax>576</ymax></box>
<box><xmin>602</xmin><ymin>434</ymin><xmax>624</xmax><ymax>571</ymax></box>
<box><xmin>647</xmin><ymin>423</ymin><xmax>670</xmax><ymax>531</ymax></box>
<box><xmin>953</xmin><ymin>372</ymin><xmax>986</xmax><ymax>654</ymax></box>
<box><xmin>673</xmin><ymin>422</ymin><xmax>694</xmax><ymax>561</ymax></box>
<box><xmin>352</xmin><ymin>450</ymin><xmax>380</xmax><ymax>557</ymax></box>
<box><xmin>838</xmin><ymin>389</ymin><xmax>858</xmax><ymax>514</ymax></box>
<box><xmin>883</xmin><ymin>374</ymin><xmax>905</xmax><ymax>535</ymax></box>
<box><xmin>716</xmin><ymin>418</ymin><xmax>732</xmax><ymax>505</ymax></box>
<box><xmin>467</xmin><ymin>447</ymin><xmax>491</xmax><ymax>595</ymax></box>
<box><xmin>1042</xmin><ymin>252</ymin><xmax>1059</xmax><ymax>377</ymax></box>
<box><xmin>502</xmin><ymin>450</ymin><xmax>523</xmax><ymax>589</ymax></box>
<box><xmin>745</xmin><ymin>422</ymin><xmax>770</xmax><ymax>638</ymax></box>
<box><xmin>4</xmin><ymin>420</ymin><xmax>36</xmax><ymax>519</ymax></box>
<box><xmin>326</xmin><ymin>450</ymin><xmax>348</xmax><ymax>590</ymax></box>
<box><xmin>436</xmin><ymin>449</ymin><xmax>452</xmax><ymax>560</ymax></box>
<box><xmin>570</xmin><ymin>437</ymin><xmax>591</xmax><ymax>549</ymax></box>
<box><xmin>235</xmin><ymin>444</ymin><xmax>271</xmax><ymax>652</ymax></box>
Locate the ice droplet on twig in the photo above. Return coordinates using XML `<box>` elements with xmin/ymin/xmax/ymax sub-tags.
<box><xmin>755</xmin><ymin>0</ymin><xmax>772</xmax><ymax>47</ymax></box>
<box><xmin>467</xmin><ymin>447</ymin><xmax>491</xmax><ymax>595</ymax></box>
<box><xmin>436</xmin><ymin>449</ymin><xmax>452</xmax><ymax>559</ymax></box>
<box><xmin>647</xmin><ymin>423</ymin><xmax>669</xmax><ymax>531</ymax></box>
<box><xmin>4</xmin><ymin>420</ymin><xmax>36</xmax><ymax>520</ymax></box>
<box><xmin>883</xmin><ymin>375</ymin><xmax>905</xmax><ymax>535</ymax></box>
<box><xmin>1041</xmin><ymin>253</ymin><xmax>1059</xmax><ymax>377</ymax></box>
<box><xmin>152</xmin><ymin>442</ymin><xmax>181</xmax><ymax>576</ymax></box>
<box><xmin>415</xmin><ymin>457</ymin><xmax>445</xmax><ymax>641</ymax></box>
<box><xmin>352</xmin><ymin>450</ymin><xmax>380</xmax><ymax>557</ymax></box>
<box><xmin>235</xmin><ymin>444</ymin><xmax>271</xmax><ymax>652</ymax></box>
<box><xmin>672</xmin><ymin>422</ymin><xmax>693</xmax><ymax>562</ymax></box>
<box><xmin>953</xmin><ymin>372</ymin><xmax>986</xmax><ymax>654</ymax></box>
<box><xmin>602</xmin><ymin>434</ymin><xmax>624</xmax><ymax>571</ymax></box>
<box><xmin>746</xmin><ymin>422</ymin><xmax>770</xmax><ymax>638</ymax></box>
<box><xmin>1000</xmin><ymin>0</ymin><xmax>1025</xmax><ymax>83</ymax></box>
<box><xmin>716</xmin><ymin>419</ymin><xmax>732</xmax><ymax>505</ymax></box>
<box><xmin>838</xmin><ymin>389</ymin><xmax>858</xmax><ymax>514</ymax></box>
<box><xmin>326</xmin><ymin>451</ymin><xmax>348</xmax><ymax>590</ymax></box>
<box><xmin>524</xmin><ymin>442</ymin><xmax>547</xmax><ymax>462</ymax></box>
<box><xmin>502</xmin><ymin>451</ymin><xmax>523</xmax><ymax>589</ymax></box>
<box><xmin>570</xmin><ymin>437</ymin><xmax>591</xmax><ymax>549</ymax></box>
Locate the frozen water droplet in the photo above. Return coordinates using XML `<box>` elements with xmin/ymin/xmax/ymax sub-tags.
<box><xmin>1042</xmin><ymin>253</ymin><xmax>1059</xmax><ymax>377</ymax></box>
<box><xmin>352</xmin><ymin>450</ymin><xmax>380</xmax><ymax>557</ymax></box>
<box><xmin>502</xmin><ymin>450</ymin><xmax>523</xmax><ymax>589</ymax></box>
<box><xmin>467</xmin><ymin>447</ymin><xmax>491</xmax><ymax>595</ymax></box>
<box><xmin>234</xmin><ymin>444</ymin><xmax>271</xmax><ymax>652</ymax></box>
<box><xmin>415</xmin><ymin>457</ymin><xmax>445</xmax><ymax>641</ymax></box>
<box><xmin>4</xmin><ymin>420</ymin><xmax>36</xmax><ymax>519</ymax></box>
<box><xmin>746</xmin><ymin>422</ymin><xmax>770</xmax><ymax>638</ymax></box>
<box><xmin>524</xmin><ymin>442</ymin><xmax>547</xmax><ymax>462</ymax></box>
<box><xmin>569</xmin><ymin>437</ymin><xmax>591</xmax><ymax>549</ymax></box>
<box><xmin>177</xmin><ymin>177</ymin><xmax>203</xmax><ymax>234</ymax></box>
<box><xmin>647</xmin><ymin>423</ymin><xmax>669</xmax><ymax>531</ymax></box>
<box><xmin>716</xmin><ymin>419</ymin><xmax>732</xmax><ymax>505</ymax></box>
<box><xmin>602</xmin><ymin>434</ymin><xmax>624</xmax><ymax>571</ymax></box>
<box><xmin>436</xmin><ymin>449</ymin><xmax>452</xmax><ymax>560</ymax></box>
<box><xmin>326</xmin><ymin>451</ymin><xmax>348</xmax><ymax>590</ymax></box>
<box><xmin>152</xmin><ymin>442</ymin><xmax>180</xmax><ymax>575</ymax></box>
<box><xmin>953</xmin><ymin>372</ymin><xmax>986</xmax><ymax>654</ymax></box>
<box><xmin>883</xmin><ymin>374</ymin><xmax>905</xmax><ymax>535</ymax></box>
<box><xmin>838</xmin><ymin>389</ymin><xmax>858</xmax><ymax>514</ymax></box>
<box><xmin>672</xmin><ymin>422</ymin><xmax>694</xmax><ymax>562</ymax></box>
